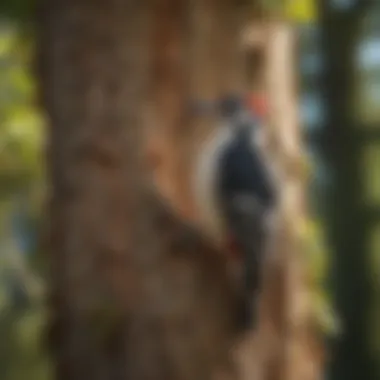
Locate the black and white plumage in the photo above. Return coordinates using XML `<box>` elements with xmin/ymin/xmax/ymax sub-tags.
<box><xmin>192</xmin><ymin>96</ymin><xmax>278</xmax><ymax>331</ymax></box>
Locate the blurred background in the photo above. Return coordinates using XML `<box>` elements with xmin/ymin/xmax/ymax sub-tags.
<box><xmin>0</xmin><ymin>0</ymin><xmax>379</xmax><ymax>379</ymax></box>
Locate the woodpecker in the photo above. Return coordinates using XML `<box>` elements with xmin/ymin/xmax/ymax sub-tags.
<box><xmin>192</xmin><ymin>94</ymin><xmax>278</xmax><ymax>331</ymax></box>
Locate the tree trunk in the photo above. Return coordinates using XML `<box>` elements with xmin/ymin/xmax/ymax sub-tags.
<box><xmin>265</xmin><ymin>22</ymin><xmax>323</xmax><ymax>380</ymax></box>
<box><xmin>148</xmin><ymin>1</ymin><xmax>323</xmax><ymax>378</ymax></box>
<box><xmin>38</xmin><ymin>1</ymin><xmax>151</xmax><ymax>378</ymax></box>
<box><xmin>38</xmin><ymin>1</ymin><xmax>237</xmax><ymax>379</ymax></box>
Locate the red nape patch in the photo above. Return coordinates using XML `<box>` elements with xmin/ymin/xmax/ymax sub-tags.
<box><xmin>246</xmin><ymin>93</ymin><xmax>268</xmax><ymax>118</ymax></box>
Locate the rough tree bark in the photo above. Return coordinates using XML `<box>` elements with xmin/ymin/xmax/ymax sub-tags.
<box><xmin>265</xmin><ymin>23</ymin><xmax>323</xmax><ymax>380</ymax></box>
<box><xmin>149</xmin><ymin>1</ymin><xmax>323</xmax><ymax>378</ymax></box>
<box><xmin>38</xmin><ymin>0</ymin><xmax>238</xmax><ymax>379</ymax></box>
<box><xmin>241</xmin><ymin>21</ymin><xmax>324</xmax><ymax>380</ymax></box>
<box><xmin>38</xmin><ymin>1</ymin><xmax>153</xmax><ymax>378</ymax></box>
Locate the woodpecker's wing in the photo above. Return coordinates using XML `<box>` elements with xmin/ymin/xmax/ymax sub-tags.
<box><xmin>224</xmin><ymin>192</ymin><xmax>268</xmax><ymax>266</ymax></box>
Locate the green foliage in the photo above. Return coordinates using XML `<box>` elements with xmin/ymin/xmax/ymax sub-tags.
<box><xmin>0</xmin><ymin>0</ymin><xmax>36</xmax><ymax>22</ymax></box>
<box><xmin>0</xmin><ymin>301</ymin><xmax>52</xmax><ymax>380</ymax></box>
<box><xmin>260</xmin><ymin>0</ymin><xmax>317</xmax><ymax>23</ymax></box>
<box><xmin>0</xmin><ymin>24</ymin><xmax>44</xmax><ymax>199</ymax></box>
<box><xmin>368</xmin><ymin>225</ymin><xmax>380</xmax><ymax>359</ymax></box>
<box><xmin>0</xmin><ymin>20</ymin><xmax>49</xmax><ymax>380</ymax></box>
<box><xmin>299</xmin><ymin>217</ymin><xmax>340</xmax><ymax>337</ymax></box>
<box><xmin>0</xmin><ymin>34</ymin><xmax>42</xmax><ymax>184</ymax></box>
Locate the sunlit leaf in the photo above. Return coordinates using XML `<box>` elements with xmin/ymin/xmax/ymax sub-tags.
<box><xmin>285</xmin><ymin>0</ymin><xmax>317</xmax><ymax>23</ymax></box>
<box><xmin>0</xmin><ymin>31</ymin><xmax>14</xmax><ymax>56</ymax></box>
<box><xmin>259</xmin><ymin>0</ymin><xmax>317</xmax><ymax>23</ymax></box>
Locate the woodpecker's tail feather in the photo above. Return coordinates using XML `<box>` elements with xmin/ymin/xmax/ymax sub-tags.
<box><xmin>237</xmin><ymin>239</ymin><xmax>265</xmax><ymax>332</ymax></box>
<box><xmin>223</xmin><ymin>196</ymin><xmax>268</xmax><ymax>332</ymax></box>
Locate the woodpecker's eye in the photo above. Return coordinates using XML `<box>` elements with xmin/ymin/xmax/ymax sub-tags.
<box><xmin>218</xmin><ymin>95</ymin><xmax>243</xmax><ymax>118</ymax></box>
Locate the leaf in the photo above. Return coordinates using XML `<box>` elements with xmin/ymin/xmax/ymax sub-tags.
<box><xmin>285</xmin><ymin>0</ymin><xmax>317</xmax><ymax>23</ymax></box>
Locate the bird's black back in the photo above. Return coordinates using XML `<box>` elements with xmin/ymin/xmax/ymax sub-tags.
<box><xmin>218</xmin><ymin>126</ymin><xmax>277</xmax><ymax>210</ymax></box>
